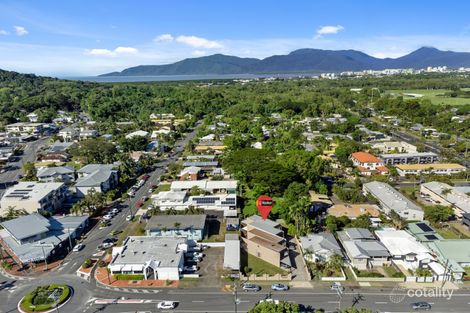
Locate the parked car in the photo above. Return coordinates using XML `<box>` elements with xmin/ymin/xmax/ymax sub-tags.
<box><xmin>72</xmin><ymin>243</ymin><xmax>84</xmax><ymax>252</ymax></box>
<box><xmin>187</xmin><ymin>252</ymin><xmax>204</xmax><ymax>258</ymax></box>
<box><xmin>102</xmin><ymin>214</ymin><xmax>113</xmax><ymax>220</ymax></box>
<box><xmin>157</xmin><ymin>301</ymin><xmax>176</xmax><ymax>310</ymax></box>
<box><xmin>242</xmin><ymin>283</ymin><xmax>261</xmax><ymax>292</ymax></box>
<box><xmin>331</xmin><ymin>282</ymin><xmax>343</xmax><ymax>291</ymax></box>
<box><xmin>187</xmin><ymin>256</ymin><xmax>202</xmax><ymax>263</ymax></box>
<box><xmin>126</xmin><ymin>214</ymin><xmax>134</xmax><ymax>221</ymax></box>
<box><xmin>183</xmin><ymin>265</ymin><xmax>198</xmax><ymax>272</ymax></box>
<box><xmin>135</xmin><ymin>201</ymin><xmax>144</xmax><ymax>208</ymax></box>
<box><xmin>111</xmin><ymin>208</ymin><xmax>120</xmax><ymax>214</ymax></box>
<box><xmin>141</xmin><ymin>196</ymin><xmax>149</xmax><ymax>202</ymax></box>
<box><xmin>258</xmin><ymin>299</ymin><xmax>279</xmax><ymax>305</ymax></box>
<box><xmin>411</xmin><ymin>302</ymin><xmax>432</xmax><ymax>311</ymax></box>
<box><xmin>271</xmin><ymin>283</ymin><xmax>289</xmax><ymax>291</ymax></box>
<box><xmin>141</xmin><ymin>174</ymin><xmax>150</xmax><ymax>180</ymax></box>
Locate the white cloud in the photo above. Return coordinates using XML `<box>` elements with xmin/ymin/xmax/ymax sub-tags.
<box><xmin>315</xmin><ymin>25</ymin><xmax>344</xmax><ymax>38</ymax></box>
<box><xmin>191</xmin><ymin>50</ymin><xmax>207</xmax><ymax>57</ymax></box>
<box><xmin>0</xmin><ymin>29</ymin><xmax>8</xmax><ymax>35</ymax></box>
<box><xmin>154</xmin><ymin>33</ymin><xmax>174</xmax><ymax>42</ymax></box>
<box><xmin>14</xmin><ymin>26</ymin><xmax>28</xmax><ymax>36</ymax></box>
<box><xmin>114</xmin><ymin>46</ymin><xmax>138</xmax><ymax>55</ymax></box>
<box><xmin>85</xmin><ymin>46</ymin><xmax>139</xmax><ymax>57</ymax></box>
<box><xmin>176</xmin><ymin>35</ymin><xmax>223</xmax><ymax>49</ymax></box>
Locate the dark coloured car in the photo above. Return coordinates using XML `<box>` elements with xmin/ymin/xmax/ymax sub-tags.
<box><xmin>411</xmin><ymin>302</ymin><xmax>432</xmax><ymax>310</ymax></box>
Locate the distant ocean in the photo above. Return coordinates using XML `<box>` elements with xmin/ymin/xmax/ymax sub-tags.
<box><xmin>64</xmin><ymin>73</ymin><xmax>319</xmax><ymax>83</ymax></box>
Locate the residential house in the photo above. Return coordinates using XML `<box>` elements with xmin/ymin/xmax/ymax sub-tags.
<box><xmin>170</xmin><ymin>180</ymin><xmax>237</xmax><ymax>194</ymax></box>
<box><xmin>363</xmin><ymin>181</ymin><xmax>424</xmax><ymax>221</ymax></box>
<box><xmin>462</xmin><ymin>213</ymin><xmax>470</xmax><ymax>230</ymax></box>
<box><xmin>59</xmin><ymin>127</ymin><xmax>79</xmax><ymax>142</ymax></box>
<box><xmin>26</xmin><ymin>113</ymin><xmax>38</xmax><ymax>123</ymax></box>
<box><xmin>0</xmin><ymin>182</ymin><xmax>67</xmax><ymax>215</ymax></box>
<box><xmin>75</xmin><ymin>164</ymin><xmax>118</xmax><ymax>198</ymax></box>
<box><xmin>337</xmin><ymin>228</ymin><xmax>390</xmax><ymax>270</ymax></box>
<box><xmin>299</xmin><ymin>232</ymin><xmax>343</xmax><ymax>262</ymax></box>
<box><xmin>145</xmin><ymin>214</ymin><xmax>206</xmax><ymax>241</ymax></box>
<box><xmin>350</xmin><ymin>152</ymin><xmax>388</xmax><ymax>175</ymax></box>
<box><xmin>425</xmin><ymin>240</ymin><xmax>470</xmax><ymax>281</ymax></box>
<box><xmin>0</xmin><ymin>213</ymin><xmax>88</xmax><ymax>265</ymax></box>
<box><xmin>109</xmin><ymin>236</ymin><xmax>188</xmax><ymax>280</ymax></box>
<box><xmin>178</xmin><ymin>166</ymin><xmax>202</xmax><ymax>181</ymax></box>
<box><xmin>241</xmin><ymin>215</ymin><xmax>290</xmax><ymax>269</ymax></box>
<box><xmin>195</xmin><ymin>141</ymin><xmax>226</xmax><ymax>153</ymax></box>
<box><xmin>125</xmin><ymin>130</ymin><xmax>149</xmax><ymax>139</ymax></box>
<box><xmin>396</xmin><ymin>163</ymin><xmax>467</xmax><ymax>177</ymax></box>
<box><xmin>78</xmin><ymin>128</ymin><xmax>98</xmax><ymax>140</ymax></box>
<box><xmin>375</xmin><ymin>228</ymin><xmax>434</xmax><ymax>271</ymax></box>
<box><xmin>37</xmin><ymin>166</ymin><xmax>75</xmax><ymax>183</ymax></box>
<box><xmin>420</xmin><ymin>182</ymin><xmax>470</xmax><ymax>217</ymax></box>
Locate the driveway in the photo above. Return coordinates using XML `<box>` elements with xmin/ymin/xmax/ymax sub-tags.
<box><xmin>193</xmin><ymin>247</ymin><xmax>224</xmax><ymax>287</ymax></box>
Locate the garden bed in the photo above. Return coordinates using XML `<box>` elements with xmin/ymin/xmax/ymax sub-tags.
<box><xmin>19</xmin><ymin>285</ymin><xmax>71</xmax><ymax>312</ymax></box>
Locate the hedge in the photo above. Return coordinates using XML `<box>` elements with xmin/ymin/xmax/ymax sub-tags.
<box><xmin>113</xmin><ymin>274</ymin><xmax>145</xmax><ymax>280</ymax></box>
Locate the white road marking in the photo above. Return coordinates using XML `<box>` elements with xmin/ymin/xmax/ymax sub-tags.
<box><xmin>192</xmin><ymin>300</ymin><xmax>205</xmax><ymax>303</ymax></box>
<box><xmin>375</xmin><ymin>301</ymin><xmax>388</xmax><ymax>304</ymax></box>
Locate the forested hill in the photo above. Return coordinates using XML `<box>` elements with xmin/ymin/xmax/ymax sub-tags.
<box><xmin>101</xmin><ymin>47</ymin><xmax>470</xmax><ymax>76</ymax></box>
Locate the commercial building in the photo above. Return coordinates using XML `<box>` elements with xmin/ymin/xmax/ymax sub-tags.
<box><xmin>37</xmin><ymin>166</ymin><xmax>75</xmax><ymax>183</ymax></box>
<box><xmin>363</xmin><ymin>181</ymin><xmax>424</xmax><ymax>221</ymax></box>
<box><xmin>241</xmin><ymin>215</ymin><xmax>290</xmax><ymax>269</ymax></box>
<box><xmin>75</xmin><ymin>164</ymin><xmax>118</xmax><ymax>197</ymax></box>
<box><xmin>371</xmin><ymin>141</ymin><xmax>418</xmax><ymax>154</ymax></box>
<box><xmin>379</xmin><ymin>152</ymin><xmax>438</xmax><ymax>165</ymax></box>
<box><xmin>109</xmin><ymin>236</ymin><xmax>188</xmax><ymax>280</ymax></box>
<box><xmin>145</xmin><ymin>214</ymin><xmax>206</xmax><ymax>240</ymax></box>
<box><xmin>396</xmin><ymin>163</ymin><xmax>466</xmax><ymax>176</ymax></box>
<box><xmin>6</xmin><ymin>122</ymin><xmax>44</xmax><ymax>136</ymax></box>
<box><xmin>350</xmin><ymin>152</ymin><xmax>388</xmax><ymax>175</ymax></box>
<box><xmin>224</xmin><ymin>234</ymin><xmax>240</xmax><ymax>271</ymax></box>
<box><xmin>298</xmin><ymin>232</ymin><xmax>343</xmax><ymax>262</ymax></box>
<box><xmin>0</xmin><ymin>213</ymin><xmax>88</xmax><ymax>265</ymax></box>
<box><xmin>420</xmin><ymin>182</ymin><xmax>470</xmax><ymax>217</ymax></box>
<box><xmin>337</xmin><ymin>228</ymin><xmax>390</xmax><ymax>270</ymax></box>
<box><xmin>0</xmin><ymin>182</ymin><xmax>67</xmax><ymax>215</ymax></box>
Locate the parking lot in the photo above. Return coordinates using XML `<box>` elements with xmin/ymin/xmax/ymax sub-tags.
<box><xmin>184</xmin><ymin>246</ymin><xmax>224</xmax><ymax>287</ymax></box>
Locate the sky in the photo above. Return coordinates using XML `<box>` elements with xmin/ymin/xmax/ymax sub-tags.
<box><xmin>1</xmin><ymin>0</ymin><xmax>470</xmax><ymax>76</ymax></box>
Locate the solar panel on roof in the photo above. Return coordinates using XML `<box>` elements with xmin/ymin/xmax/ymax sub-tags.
<box><xmin>424</xmin><ymin>234</ymin><xmax>438</xmax><ymax>240</ymax></box>
<box><xmin>416</xmin><ymin>222</ymin><xmax>433</xmax><ymax>232</ymax></box>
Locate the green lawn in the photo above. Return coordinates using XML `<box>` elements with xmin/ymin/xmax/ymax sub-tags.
<box><xmin>387</xmin><ymin>89</ymin><xmax>470</xmax><ymax>106</ymax></box>
<box><xmin>156</xmin><ymin>183</ymin><xmax>171</xmax><ymax>192</ymax></box>
<box><xmin>241</xmin><ymin>250</ymin><xmax>287</xmax><ymax>276</ymax></box>
<box><xmin>436</xmin><ymin>228</ymin><xmax>461</xmax><ymax>239</ymax></box>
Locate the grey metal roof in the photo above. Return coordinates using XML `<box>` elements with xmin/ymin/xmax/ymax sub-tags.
<box><xmin>224</xmin><ymin>234</ymin><xmax>240</xmax><ymax>270</ymax></box>
<box><xmin>343</xmin><ymin>228</ymin><xmax>374</xmax><ymax>240</ymax></box>
<box><xmin>363</xmin><ymin>181</ymin><xmax>422</xmax><ymax>214</ymax></box>
<box><xmin>1</xmin><ymin>213</ymin><xmax>50</xmax><ymax>240</ymax></box>
<box><xmin>182</xmin><ymin>161</ymin><xmax>218</xmax><ymax>167</ymax></box>
<box><xmin>299</xmin><ymin>232</ymin><xmax>342</xmax><ymax>255</ymax></box>
<box><xmin>145</xmin><ymin>214</ymin><xmax>206</xmax><ymax>231</ymax></box>
<box><xmin>37</xmin><ymin>166</ymin><xmax>74</xmax><ymax>178</ymax></box>
<box><xmin>78</xmin><ymin>164</ymin><xmax>115</xmax><ymax>174</ymax></box>
<box><xmin>76</xmin><ymin>164</ymin><xmax>116</xmax><ymax>187</ymax></box>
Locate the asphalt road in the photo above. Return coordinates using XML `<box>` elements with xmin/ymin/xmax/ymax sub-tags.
<box><xmin>0</xmin><ymin>137</ymin><xmax>50</xmax><ymax>197</ymax></box>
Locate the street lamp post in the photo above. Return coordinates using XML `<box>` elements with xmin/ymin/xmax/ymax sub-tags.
<box><xmin>233</xmin><ymin>282</ymin><xmax>240</xmax><ymax>313</ymax></box>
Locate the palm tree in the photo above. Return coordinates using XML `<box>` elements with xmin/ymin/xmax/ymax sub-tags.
<box><xmin>289</xmin><ymin>196</ymin><xmax>311</xmax><ymax>235</ymax></box>
<box><xmin>325</xmin><ymin>254</ymin><xmax>342</xmax><ymax>273</ymax></box>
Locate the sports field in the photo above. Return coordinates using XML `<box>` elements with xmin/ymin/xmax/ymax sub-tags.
<box><xmin>387</xmin><ymin>89</ymin><xmax>470</xmax><ymax>106</ymax></box>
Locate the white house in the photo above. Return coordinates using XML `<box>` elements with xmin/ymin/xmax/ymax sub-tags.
<box><xmin>299</xmin><ymin>232</ymin><xmax>343</xmax><ymax>262</ymax></box>
<box><xmin>75</xmin><ymin>164</ymin><xmax>118</xmax><ymax>197</ymax></box>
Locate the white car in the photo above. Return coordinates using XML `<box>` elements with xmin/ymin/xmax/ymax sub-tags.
<box><xmin>258</xmin><ymin>299</ymin><xmax>280</xmax><ymax>305</ymax></box>
<box><xmin>157</xmin><ymin>301</ymin><xmax>176</xmax><ymax>310</ymax></box>
<box><xmin>126</xmin><ymin>214</ymin><xmax>134</xmax><ymax>221</ymax></box>
<box><xmin>72</xmin><ymin>243</ymin><xmax>84</xmax><ymax>252</ymax></box>
<box><xmin>111</xmin><ymin>208</ymin><xmax>120</xmax><ymax>214</ymax></box>
<box><xmin>183</xmin><ymin>265</ymin><xmax>198</xmax><ymax>272</ymax></box>
<box><xmin>103</xmin><ymin>214</ymin><xmax>113</xmax><ymax>220</ymax></box>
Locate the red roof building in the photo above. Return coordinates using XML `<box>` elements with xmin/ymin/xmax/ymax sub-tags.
<box><xmin>351</xmin><ymin>152</ymin><xmax>388</xmax><ymax>176</ymax></box>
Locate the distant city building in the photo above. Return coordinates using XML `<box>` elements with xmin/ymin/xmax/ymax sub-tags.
<box><xmin>396</xmin><ymin>163</ymin><xmax>466</xmax><ymax>176</ymax></box>
<box><xmin>379</xmin><ymin>152</ymin><xmax>438</xmax><ymax>165</ymax></box>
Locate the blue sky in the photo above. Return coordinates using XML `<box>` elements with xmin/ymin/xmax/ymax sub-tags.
<box><xmin>1</xmin><ymin>0</ymin><xmax>470</xmax><ymax>76</ymax></box>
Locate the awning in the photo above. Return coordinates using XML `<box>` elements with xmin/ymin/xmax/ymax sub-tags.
<box><xmin>121</xmin><ymin>265</ymin><xmax>133</xmax><ymax>272</ymax></box>
<box><xmin>429</xmin><ymin>262</ymin><xmax>445</xmax><ymax>276</ymax></box>
<box><xmin>131</xmin><ymin>265</ymin><xmax>143</xmax><ymax>271</ymax></box>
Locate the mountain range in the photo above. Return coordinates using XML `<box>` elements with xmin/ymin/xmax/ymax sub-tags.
<box><xmin>100</xmin><ymin>47</ymin><xmax>470</xmax><ymax>76</ymax></box>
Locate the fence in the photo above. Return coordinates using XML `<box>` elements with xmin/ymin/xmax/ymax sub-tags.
<box><xmin>348</xmin><ymin>265</ymin><xmax>405</xmax><ymax>282</ymax></box>
<box><xmin>240</xmin><ymin>273</ymin><xmax>292</xmax><ymax>281</ymax></box>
